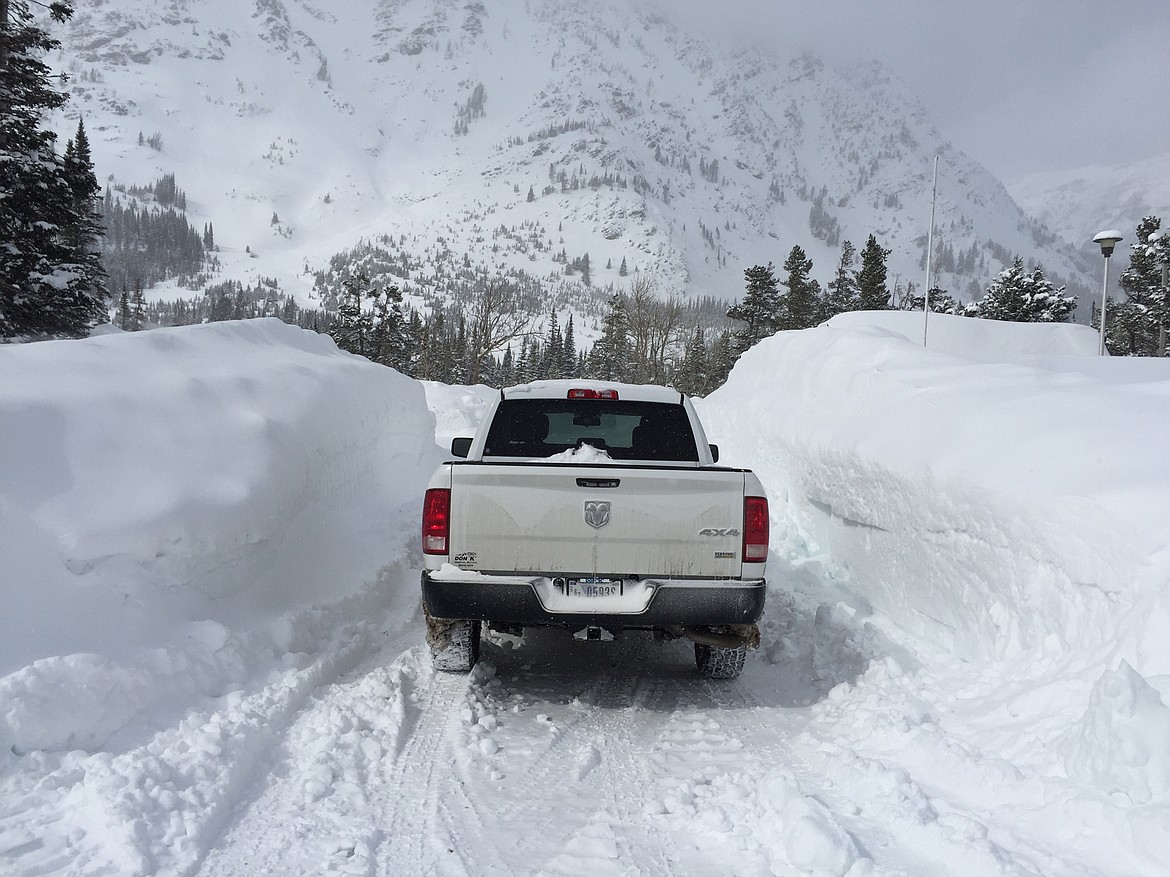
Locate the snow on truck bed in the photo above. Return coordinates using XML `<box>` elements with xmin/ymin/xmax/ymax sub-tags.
<box><xmin>2</xmin><ymin>312</ymin><xmax>1169</xmax><ymax>876</ymax></box>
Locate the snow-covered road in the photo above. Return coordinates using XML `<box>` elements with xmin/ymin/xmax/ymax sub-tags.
<box><xmin>188</xmin><ymin>562</ymin><xmax>1162</xmax><ymax>877</ymax></box>
<box><xmin>3</xmin><ymin>316</ymin><xmax>1170</xmax><ymax>876</ymax></box>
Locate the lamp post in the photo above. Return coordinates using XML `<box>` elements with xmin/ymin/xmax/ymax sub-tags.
<box><xmin>1093</xmin><ymin>230</ymin><xmax>1123</xmax><ymax>356</ymax></box>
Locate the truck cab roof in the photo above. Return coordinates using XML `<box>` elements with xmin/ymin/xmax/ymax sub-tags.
<box><xmin>501</xmin><ymin>380</ymin><xmax>685</xmax><ymax>405</ymax></box>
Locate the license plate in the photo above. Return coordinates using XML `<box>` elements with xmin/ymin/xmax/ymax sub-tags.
<box><xmin>567</xmin><ymin>578</ymin><xmax>623</xmax><ymax>598</ymax></box>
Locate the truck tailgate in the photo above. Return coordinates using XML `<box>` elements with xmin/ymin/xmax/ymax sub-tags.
<box><xmin>447</xmin><ymin>464</ymin><xmax>747</xmax><ymax>578</ymax></box>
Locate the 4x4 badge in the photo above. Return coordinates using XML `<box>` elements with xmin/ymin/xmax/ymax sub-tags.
<box><xmin>584</xmin><ymin>500</ymin><xmax>611</xmax><ymax>529</ymax></box>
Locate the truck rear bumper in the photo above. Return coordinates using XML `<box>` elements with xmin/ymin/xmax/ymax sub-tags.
<box><xmin>421</xmin><ymin>570</ymin><xmax>766</xmax><ymax>628</ymax></box>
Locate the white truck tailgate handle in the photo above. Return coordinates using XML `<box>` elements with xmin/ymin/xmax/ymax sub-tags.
<box><xmin>576</xmin><ymin>478</ymin><xmax>620</xmax><ymax>488</ymax></box>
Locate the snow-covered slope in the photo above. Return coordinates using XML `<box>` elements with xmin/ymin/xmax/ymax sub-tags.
<box><xmin>50</xmin><ymin>0</ymin><xmax>1093</xmax><ymax>312</ymax></box>
<box><xmin>1010</xmin><ymin>152</ymin><xmax>1170</xmax><ymax>252</ymax></box>
<box><xmin>3</xmin><ymin>316</ymin><xmax>1170</xmax><ymax>875</ymax></box>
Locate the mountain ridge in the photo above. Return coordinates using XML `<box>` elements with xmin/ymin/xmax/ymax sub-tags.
<box><xmin>1009</xmin><ymin>152</ymin><xmax>1170</xmax><ymax>256</ymax></box>
<box><xmin>49</xmin><ymin>0</ymin><xmax>1095</xmax><ymax>319</ymax></box>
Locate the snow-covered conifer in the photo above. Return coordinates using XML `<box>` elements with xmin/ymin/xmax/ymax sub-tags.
<box><xmin>977</xmin><ymin>257</ymin><xmax>1075</xmax><ymax>324</ymax></box>
<box><xmin>727</xmin><ymin>263</ymin><xmax>780</xmax><ymax>353</ymax></box>
<box><xmin>589</xmin><ymin>294</ymin><xmax>630</xmax><ymax>380</ymax></box>
<box><xmin>780</xmin><ymin>245</ymin><xmax>821</xmax><ymax>330</ymax></box>
<box><xmin>1</xmin><ymin>1</ymin><xmax>109</xmax><ymax>339</ymax></box>
<box><xmin>856</xmin><ymin>234</ymin><xmax>891</xmax><ymax>310</ymax></box>
<box><xmin>1115</xmin><ymin>216</ymin><xmax>1168</xmax><ymax>356</ymax></box>
<box><xmin>561</xmin><ymin>314</ymin><xmax>577</xmax><ymax>379</ymax></box>
<box><xmin>825</xmin><ymin>239</ymin><xmax>859</xmax><ymax>317</ymax></box>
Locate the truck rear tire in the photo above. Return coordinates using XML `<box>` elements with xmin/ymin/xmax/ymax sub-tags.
<box><xmin>429</xmin><ymin>618</ymin><xmax>481</xmax><ymax>673</ymax></box>
<box><xmin>694</xmin><ymin>642</ymin><xmax>746</xmax><ymax>679</ymax></box>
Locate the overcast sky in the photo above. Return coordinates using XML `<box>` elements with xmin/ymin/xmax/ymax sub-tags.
<box><xmin>668</xmin><ymin>0</ymin><xmax>1170</xmax><ymax>184</ymax></box>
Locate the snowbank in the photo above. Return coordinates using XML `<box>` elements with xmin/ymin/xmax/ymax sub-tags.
<box><xmin>420</xmin><ymin>380</ymin><xmax>497</xmax><ymax>447</ymax></box>
<box><xmin>699</xmin><ymin>311</ymin><xmax>1170</xmax><ymax>672</ymax></box>
<box><xmin>0</xmin><ymin>319</ymin><xmax>442</xmax><ymax>751</ymax></box>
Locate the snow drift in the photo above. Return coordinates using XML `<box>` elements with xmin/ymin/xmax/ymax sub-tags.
<box><xmin>0</xmin><ymin>319</ymin><xmax>442</xmax><ymax>752</ymax></box>
<box><xmin>700</xmin><ymin>310</ymin><xmax>1170</xmax><ymax>671</ymax></box>
<box><xmin>697</xmin><ymin>311</ymin><xmax>1170</xmax><ymax>864</ymax></box>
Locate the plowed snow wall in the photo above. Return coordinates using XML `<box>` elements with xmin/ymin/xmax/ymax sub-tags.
<box><xmin>699</xmin><ymin>313</ymin><xmax>1170</xmax><ymax>669</ymax></box>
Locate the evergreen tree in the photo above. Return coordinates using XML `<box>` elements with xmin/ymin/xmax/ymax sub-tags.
<box><xmin>901</xmin><ymin>286</ymin><xmax>963</xmax><ymax>315</ymax></box>
<box><xmin>118</xmin><ymin>284</ymin><xmax>131</xmax><ymax>330</ymax></box>
<box><xmin>131</xmin><ymin>278</ymin><xmax>145</xmax><ymax>330</ymax></box>
<box><xmin>369</xmin><ymin>284</ymin><xmax>408</xmax><ymax>369</ymax></box>
<box><xmin>589</xmin><ymin>294</ymin><xmax>630</xmax><ymax>380</ymax></box>
<box><xmin>451</xmin><ymin>315</ymin><xmax>469</xmax><ymax>384</ymax></box>
<box><xmin>580</xmin><ymin>252</ymin><xmax>591</xmax><ymax>286</ymax></box>
<box><xmin>514</xmin><ymin>336</ymin><xmax>531</xmax><ymax>383</ymax></box>
<box><xmin>824</xmin><ymin>239</ymin><xmax>859</xmax><ymax>316</ymax></box>
<box><xmin>208</xmin><ymin>280</ymin><xmax>234</xmax><ymax>322</ymax></box>
<box><xmin>856</xmin><ymin>234</ymin><xmax>891</xmax><ymax>310</ymax></box>
<box><xmin>707</xmin><ymin>330</ymin><xmax>735</xmax><ymax>389</ymax></box>
<box><xmin>524</xmin><ymin>334</ymin><xmax>544</xmax><ymax>383</ymax></box>
<box><xmin>330</xmin><ymin>273</ymin><xmax>373</xmax><ymax>356</ymax></box>
<box><xmin>1</xmin><ymin>1</ymin><xmax>110</xmax><ymax>338</ymax></box>
<box><xmin>423</xmin><ymin>311</ymin><xmax>451</xmax><ymax>381</ymax></box>
<box><xmin>499</xmin><ymin>344</ymin><xmax>515</xmax><ymax>386</ymax></box>
<box><xmin>619</xmin><ymin>256</ymin><xmax>628</xmax><ymax>277</ymax></box>
<box><xmin>780</xmin><ymin>245</ymin><xmax>821</xmax><ymax>330</ymax></box>
<box><xmin>436</xmin><ymin>312</ymin><xmax>458</xmax><ymax>382</ymax></box>
<box><xmin>976</xmin><ymin>257</ymin><xmax>1075</xmax><ymax>323</ymax></box>
<box><xmin>1115</xmin><ymin>216</ymin><xmax>1169</xmax><ymax>356</ymax></box>
<box><xmin>726</xmin><ymin>263</ymin><xmax>780</xmax><ymax>354</ymax></box>
<box><xmin>543</xmin><ymin>309</ymin><xmax>562</xmax><ymax>379</ymax></box>
<box><xmin>561</xmin><ymin>314</ymin><xmax>577</xmax><ymax>379</ymax></box>
<box><xmin>675</xmin><ymin>325</ymin><xmax>708</xmax><ymax>396</ymax></box>
<box><xmin>61</xmin><ymin>119</ymin><xmax>104</xmax><ymax>288</ymax></box>
<box><xmin>404</xmin><ymin>308</ymin><xmax>425</xmax><ymax>377</ymax></box>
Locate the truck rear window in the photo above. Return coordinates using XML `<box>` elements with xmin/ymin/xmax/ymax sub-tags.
<box><xmin>483</xmin><ymin>399</ymin><xmax>699</xmax><ymax>462</ymax></box>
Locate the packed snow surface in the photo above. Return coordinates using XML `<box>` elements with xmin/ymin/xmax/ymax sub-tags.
<box><xmin>2</xmin><ymin>312</ymin><xmax>1169</xmax><ymax>876</ymax></box>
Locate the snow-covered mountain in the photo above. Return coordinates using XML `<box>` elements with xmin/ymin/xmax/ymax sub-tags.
<box><xmin>50</xmin><ymin>0</ymin><xmax>1094</xmax><ymax>315</ymax></box>
<box><xmin>1010</xmin><ymin>152</ymin><xmax>1170</xmax><ymax>255</ymax></box>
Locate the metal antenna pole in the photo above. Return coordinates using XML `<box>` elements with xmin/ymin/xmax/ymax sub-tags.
<box><xmin>1098</xmin><ymin>253</ymin><xmax>1111</xmax><ymax>356</ymax></box>
<box><xmin>923</xmin><ymin>156</ymin><xmax>939</xmax><ymax>347</ymax></box>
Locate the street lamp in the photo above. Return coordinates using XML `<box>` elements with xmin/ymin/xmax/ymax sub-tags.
<box><xmin>1093</xmin><ymin>229</ymin><xmax>1123</xmax><ymax>356</ymax></box>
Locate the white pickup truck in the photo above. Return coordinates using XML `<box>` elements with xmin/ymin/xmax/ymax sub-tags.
<box><xmin>420</xmin><ymin>380</ymin><xmax>769</xmax><ymax>679</ymax></box>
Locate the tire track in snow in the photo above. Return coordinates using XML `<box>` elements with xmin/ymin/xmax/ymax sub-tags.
<box><xmin>189</xmin><ymin>639</ymin><xmax>466</xmax><ymax>877</ymax></box>
<box><xmin>426</xmin><ymin>636</ymin><xmax>656</xmax><ymax>874</ymax></box>
<box><xmin>373</xmin><ymin>662</ymin><xmax>472</xmax><ymax>876</ymax></box>
<box><xmin>437</xmin><ymin>631</ymin><xmax>757</xmax><ymax>876</ymax></box>
<box><xmin>0</xmin><ymin>620</ymin><xmax>376</xmax><ymax>877</ymax></box>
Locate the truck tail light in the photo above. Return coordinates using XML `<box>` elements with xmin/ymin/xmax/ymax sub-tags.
<box><xmin>567</xmin><ymin>388</ymin><xmax>618</xmax><ymax>400</ymax></box>
<box><xmin>743</xmin><ymin>496</ymin><xmax>769</xmax><ymax>563</ymax></box>
<box><xmin>422</xmin><ymin>488</ymin><xmax>451</xmax><ymax>555</ymax></box>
